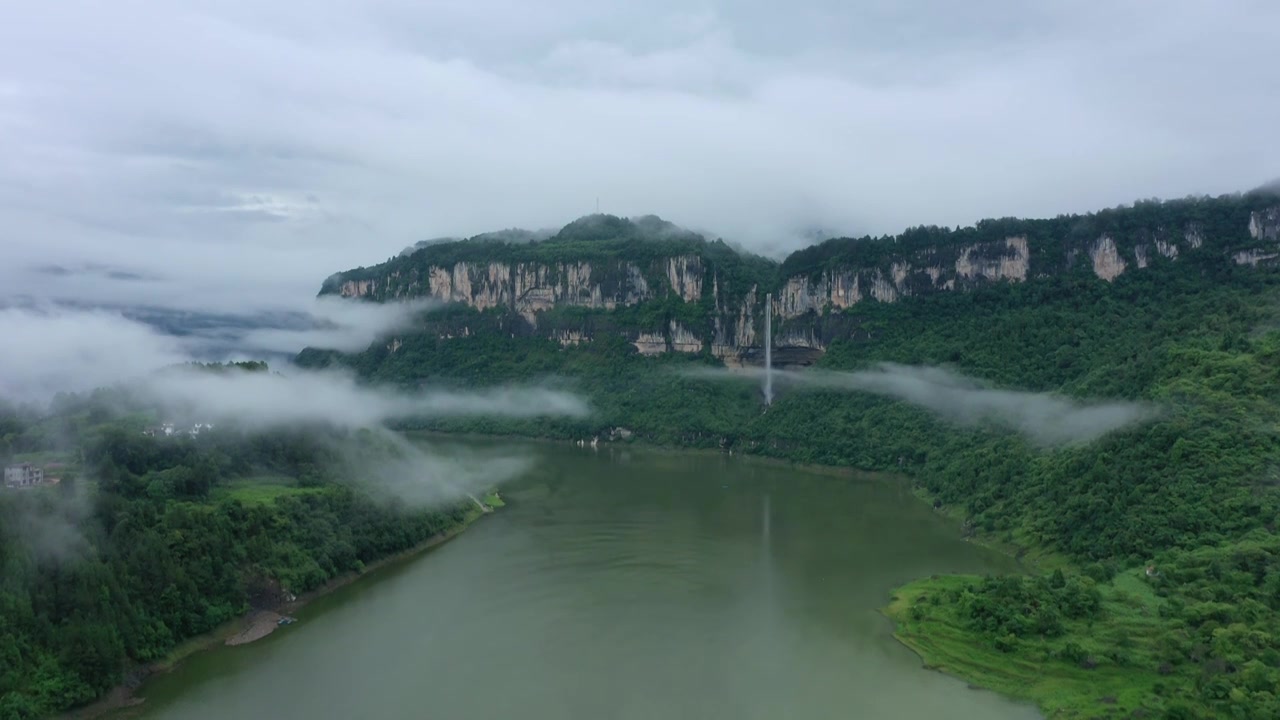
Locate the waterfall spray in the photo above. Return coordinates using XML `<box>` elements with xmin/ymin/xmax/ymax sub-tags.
<box><xmin>764</xmin><ymin>293</ymin><xmax>773</xmax><ymax>405</ymax></box>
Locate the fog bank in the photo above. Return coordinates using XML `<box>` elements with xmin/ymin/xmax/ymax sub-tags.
<box><xmin>685</xmin><ymin>363</ymin><xmax>1154</xmax><ymax>445</ymax></box>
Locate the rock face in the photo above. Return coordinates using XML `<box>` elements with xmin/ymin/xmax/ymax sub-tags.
<box><xmin>339</xmin><ymin>259</ymin><xmax>662</xmax><ymax>323</ymax></box>
<box><xmin>324</xmin><ymin>202</ymin><xmax>1278</xmax><ymax>364</ymax></box>
<box><xmin>669</xmin><ymin>321</ymin><xmax>703</xmax><ymax>353</ymax></box>
<box><xmin>775</xmin><ymin>236</ymin><xmax>1030</xmax><ymax>320</ymax></box>
<box><xmin>1250</xmin><ymin>207</ymin><xmax>1280</xmax><ymax>242</ymax></box>
<box><xmin>632</xmin><ymin>332</ymin><xmax>667</xmax><ymax>356</ymax></box>
<box><xmin>1089</xmin><ymin>235</ymin><xmax>1127</xmax><ymax>282</ymax></box>
<box><xmin>1233</xmin><ymin>206</ymin><xmax>1280</xmax><ymax>265</ymax></box>
<box><xmin>1233</xmin><ymin>249</ymin><xmax>1279</xmax><ymax>267</ymax></box>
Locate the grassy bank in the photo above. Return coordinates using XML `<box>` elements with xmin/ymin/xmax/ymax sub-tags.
<box><xmin>884</xmin><ymin>570</ymin><xmax>1188</xmax><ymax>719</ymax></box>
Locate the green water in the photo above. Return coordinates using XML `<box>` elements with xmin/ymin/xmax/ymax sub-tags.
<box><xmin>127</xmin><ymin>443</ymin><xmax>1039</xmax><ymax>719</ymax></box>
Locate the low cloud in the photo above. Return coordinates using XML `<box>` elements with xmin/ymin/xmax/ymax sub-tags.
<box><xmin>0</xmin><ymin>300</ymin><xmax>446</xmax><ymax>404</ymax></box>
<box><xmin>234</xmin><ymin>296</ymin><xmax>438</xmax><ymax>354</ymax></box>
<box><xmin>142</xmin><ymin>366</ymin><xmax>588</xmax><ymax>430</ymax></box>
<box><xmin>687</xmin><ymin>363</ymin><xmax>1154</xmax><ymax>445</ymax></box>
<box><xmin>346</xmin><ymin>429</ymin><xmax>533</xmax><ymax>507</ymax></box>
<box><xmin>0</xmin><ymin>304</ymin><xmax>587</xmax><ymax>424</ymax></box>
<box><xmin>0</xmin><ymin>303</ymin><xmax>588</xmax><ymax>515</ymax></box>
<box><xmin>0</xmin><ymin>304</ymin><xmax>190</xmax><ymax>403</ymax></box>
<box><xmin>32</xmin><ymin>262</ymin><xmax>161</xmax><ymax>282</ymax></box>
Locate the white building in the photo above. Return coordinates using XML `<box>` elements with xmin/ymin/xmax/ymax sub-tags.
<box><xmin>4</xmin><ymin>463</ymin><xmax>44</xmax><ymax>488</ymax></box>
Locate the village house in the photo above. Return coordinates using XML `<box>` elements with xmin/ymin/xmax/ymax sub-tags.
<box><xmin>142</xmin><ymin>423</ymin><xmax>177</xmax><ymax>437</ymax></box>
<box><xmin>142</xmin><ymin>422</ymin><xmax>215</xmax><ymax>438</ymax></box>
<box><xmin>4</xmin><ymin>463</ymin><xmax>44</xmax><ymax>488</ymax></box>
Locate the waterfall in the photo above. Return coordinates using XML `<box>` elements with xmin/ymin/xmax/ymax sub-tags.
<box><xmin>764</xmin><ymin>293</ymin><xmax>773</xmax><ymax>405</ymax></box>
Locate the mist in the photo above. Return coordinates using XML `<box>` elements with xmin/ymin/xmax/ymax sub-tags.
<box><xmin>345</xmin><ymin>429</ymin><xmax>534</xmax><ymax>508</ymax></box>
<box><xmin>0</xmin><ymin>305</ymin><xmax>190</xmax><ymax>404</ymax></box>
<box><xmin>0</xmin><ymin>303</ymin><xmax>589</xmax><ymax>512</ymax></box>
<box><xmin>234</xmin><ymin>296</ymin><xmax>439</xmax><ymax>355</ymax></box>
<box><xmin>0</xmin><ymin>300</ymin><xmax>445</xmax><ymax>404</ymax></box>
<box><xmin>0</xmin><ymin>480</ymin><xmax>94</xmax><ymax>566</ymax></box>
<box><xmin>141</xmin><ymin>366</ymin><xmax>588</xmax><ymax>430</ymax></box>
<box><xmin>686</xmin><ymin>363</ymin><xmax>1154</xmax><ymax>445</ymax></box>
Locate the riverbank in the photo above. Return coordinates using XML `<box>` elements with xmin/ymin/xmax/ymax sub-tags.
<box><xmin>404</xmin><ymin>428</ymin><xmax>895</xmax><ymax>484</ymax></box>
<box><xmin>68</xmin><ymin>499</ymin><xmax>498</xmax><ymax>720</ymax></box>
<box><xmin>882</xmin><ymin>570</ymin><xmax>1171</xmax><ymax>719</ymax></box>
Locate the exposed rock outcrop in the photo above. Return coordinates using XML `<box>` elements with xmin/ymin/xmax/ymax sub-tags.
<box><xmin>554</xmin><ymin>330</ymin><xmax>590</xmax><ymax>347</ymax></box>
<box><xmin>1249</xmin><ymin>207</ymin><xmax>1280</xmax><ymax>242</ymax></box>
<box><xmin>775</xmin><ymin>236</ymin><xmax>1029</xmax><ymax>320</ymax></box>
<box><xmin>955</xmin><ymin>236</ymin><xmax>1030</xmax><ymax>283</ymax></box>
<box><xmin>1089</xmin><ymin>235</ymin><xmax>1127</xmax><ymax>282</ymax></box>
<box><xmin>1233</xmin><ymin>249</ymin><xmax>1279</xmax><ymax>267</ymax></box>
<box><xmin>666</xmin><ymin>256</ymin><xmax>703</xmax><ymax>303</ymax></box>
<box><xmin>669</xmin><ymin>321</ymin><xmax>703</xmax><ymax>353</ymax></box>
<box><xmin>633</xmin><ymin>332</ymin><xmax>667</xmax><ymax>356</ymax></box>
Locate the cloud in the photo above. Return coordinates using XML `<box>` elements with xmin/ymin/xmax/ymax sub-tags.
<box><xmin>688</xmin><ymin>363</ymin><xmax>1154</xmax><ymax>445</ymax></box>
<box><xmin>233</xmin><ymin>296</ymin><xmax>438</xmax><ymax>354</ymax></box>
<box><xmin>31</xmin><ymin>262</ymin><xmax>161</xmax><ymax>282</ymax></box>
<box><xmin>0</xmin><ymin>0</ymin><xmax>1276</xmax><ymax>315</ymax></box>
<box><xmin>811</xmin><ymin>364</ymin><xmax>1155</xmax><ymax>446</ymax></box>
<box><xmin>141</xmin><ymin>366</ymin><xmax>588</xmax><ymax>430</ymax></box>
<box><xmin>0</xmin><ymin>305</ymin><xmax>190</xmax><ymax>403</ymax></box>
<box><xmin>0</xmin><ymin>305</ymin><xmax>588</xmax><ymax>428</ymax></box>
<box><xmin>344</xmin><ymin>430</ymin><xmax>533</xmax><ymax>507</ymax></box>
<box><xmin>0</xmin><ymin>303</ymin><xmax>587</xmax><ymax>511</ymax></box>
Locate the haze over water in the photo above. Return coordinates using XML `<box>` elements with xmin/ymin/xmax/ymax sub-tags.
<box><xmin>128</xmin><ymin>441</ymin><xmax>1040</xmax><ymax>720</ymax></box>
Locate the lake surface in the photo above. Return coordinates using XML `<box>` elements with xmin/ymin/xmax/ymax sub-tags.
<box><xmin>127</xmin><ymin>442</ymin><xmax>1040</xmax><ymax>720</ymax></box>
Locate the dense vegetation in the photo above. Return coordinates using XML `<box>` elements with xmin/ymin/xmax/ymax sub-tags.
<box><xmin>0</xmin><ymin>383</ymin><xmax>478</xmax><ymax>719</ymax></box>
<box><xmin>779</xmin><ymin>193</ymin><xmax>1267</xmax><ymax>280</ymax></box>
<box><xmin>304</xmin><ymin>191</ymin><xmax>1280</xmax><ymax>717</ymax></box>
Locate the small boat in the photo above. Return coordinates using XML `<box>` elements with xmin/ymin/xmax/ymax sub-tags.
<box><xmin>277</xmin><ymin>616</ymin><xmax>297</xmax><ymax>626</ymax></box>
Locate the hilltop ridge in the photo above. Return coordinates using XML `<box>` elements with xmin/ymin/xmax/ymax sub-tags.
<box><xmin>319</xmin><ymin>191</ymin><xmax>1280</xmax><ymax>365</ymax></box>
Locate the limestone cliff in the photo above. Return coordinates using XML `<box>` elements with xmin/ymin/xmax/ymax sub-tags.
<box><xmin>320</xmin><ymin>197</ymin><xmax>1280</xmax><ymax>366</ymax></box>
<box><xmin>774</xmin><ymin>236</ymin><xmax>1030</xmax><ymax>319</ymax></box>
<box><xmin>1250</xmin><ymin>207</ymin><xmax>1280</xmax><ymax>242</ymax></box>
<box><xmin>338</xmin><ymin>259</ymin><xmax>659</xmax><ymax>324</ymax></box>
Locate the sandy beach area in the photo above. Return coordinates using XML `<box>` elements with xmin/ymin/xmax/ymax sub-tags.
<box><xmin>225</xmin><ymin>610</ymin><xmax>285</xmax><ymax>646</ymax></box>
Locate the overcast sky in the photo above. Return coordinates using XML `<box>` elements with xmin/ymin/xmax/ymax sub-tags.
<box><xmin>1</xmin><ymin>0</ymin><xmax>1277</xmax><ymax>315</ymax></box>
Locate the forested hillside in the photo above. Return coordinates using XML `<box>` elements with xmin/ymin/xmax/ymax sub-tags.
<box><xmin>304</xmin><ymin>188</ymin><xmax>1280</xmax><ymax>718</ymax></box>
<box><xmin>0</xmin><ymin>375</ymin><xmax>479</xmax><ymax>719</ymax></box>
<box><xmin>316</xmin><ymin>191</ymin><xmax>1280</xmax><ymax>368</ymax></box>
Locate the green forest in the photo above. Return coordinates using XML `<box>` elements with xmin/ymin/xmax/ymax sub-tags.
<box><xmin>0</xmin><ymin>382</ymin><xmax>480</xmax><ymax>719</ymax></box>
<box><xmin>299</xmin><ymin>191</ymin><xmax>1280</xmax><ymax>718</ymax></box>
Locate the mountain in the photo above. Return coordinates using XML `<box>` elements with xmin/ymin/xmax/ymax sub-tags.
<box><xmin>317</xmin><ymin>193</ymin><xmax>1280</xmax><ymax>368</ymax></box>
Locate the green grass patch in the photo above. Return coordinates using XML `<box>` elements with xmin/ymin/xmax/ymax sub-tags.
<box><xmin>885</xmin><ymin>573</ymin><xmax>1177</xmax><ymax>719</ymax></box>
<box><xmin>482</xmin><ymin>491</ymin><xmax>505</xmax><ymax>508</ymax></box>
<box><xmin>215</xmin><ymin>476</ymin><xmax>323</xmax><ymax>506</ymax></box>
<box><xmin>10</xmin><ymin>450</ymin><xmax>77</xmax><ymax>466</ymax></box>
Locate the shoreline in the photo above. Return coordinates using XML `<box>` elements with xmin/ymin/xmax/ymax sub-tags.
<box><xmin>77</xmin><ymin>430</ymin><xmax>1037</xmax><ymax>719</ymax></box>
<box><xmin>68</xmin><ymin>504</ymin><xmax>492</xmax><ymax>720</ymax></box>
<box><xmin>405</xmin><ymin>427</ymin><xmax>897</xmax><ymax>482</ymax></box>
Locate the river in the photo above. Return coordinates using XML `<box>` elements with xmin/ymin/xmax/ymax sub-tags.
<box><xmin>124</xmin><ymin>442</ymin><xmax>1040</xmax><ymax>720</ymax></box>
